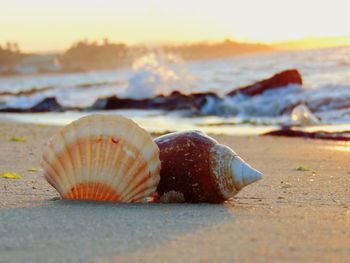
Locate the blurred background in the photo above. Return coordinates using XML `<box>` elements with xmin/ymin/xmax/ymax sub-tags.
<box><xmin>1</xmin><ymin>0</ymin><xmax>350</xmax><ymax>136</ymax></box>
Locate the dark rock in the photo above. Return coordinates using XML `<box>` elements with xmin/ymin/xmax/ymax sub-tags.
<box><xmin>0</xmin><ymin>90</ymin><xmax>222</xmax><ymax>113</ymax></box>
<box><xmin>0</xmin><ymin>69</ymin><xmax>303</xmax><ymax>114</ymax></box>
<box><xmin>190</xmin><ymin>92</ymin><xmax>220</xmax><ymax>108</ymax></box>
<box><xmin>0</xmin><ymin>107</ymin><xmax>26</xmax><ymax>113</ymax></box>
<box><xmin>227</xmin><ymin>69</ymin><xmax>302</xmax><ymax>97</ymax></box>
<box><xmin>30</xmin><ymin>97</ymin><xmax>64</xmax><ymax>112</ymax></box>
<box><xmin>92</xmin><ymin>91</ymin><xmax>221</xmax><ymax>113</ymax></box>
<box><xmin>103</xmin><ymin>97</ymin><xmax>156</xmax><ymax>110</ymax></box>
<box><xmin>0</xmin><ymin>97</ymin><xmax>64</xmax><ymax>112</ymax></box>
<box><xmin>264</xmin><ymin>128</ymin><xmax>350</xmax><ymax>141</ymax></box>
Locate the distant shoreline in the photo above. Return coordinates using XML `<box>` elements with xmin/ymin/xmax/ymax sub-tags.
<box><xmin>0</xmin><ymin>39</ymin><xmax>275</xmax><ymax>76</ymax></box>
<box><xmin>3</xmin><ymin>42</ymin><xmax>350</xmax><ymax>78</ymax></box>
<box><xmin>0</xmin><ymin>49</ymin><xmax>278</xmax><ymax>78</ymax></box>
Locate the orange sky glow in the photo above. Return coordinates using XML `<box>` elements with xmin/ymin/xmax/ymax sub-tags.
<box><xmin>1</xmin><ymin>0</ymin><xmax>350</xmax><ymax>52</ymax></box>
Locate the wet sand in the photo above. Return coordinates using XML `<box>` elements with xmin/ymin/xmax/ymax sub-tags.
<box><xmin>0</xmin><ymin>121</ymin><xmax>349</xmax><ymax>263</ymax></box>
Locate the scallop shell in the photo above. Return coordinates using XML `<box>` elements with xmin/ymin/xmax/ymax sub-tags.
<box><xmin>41</xmin><ymin>115</ymin><xmax>160</xmax><ymax>202</ymax></box>
<box><xmin>155</xmin><ymin>131</ymin><xmax>262</xmax><ymax>203</ymax></box>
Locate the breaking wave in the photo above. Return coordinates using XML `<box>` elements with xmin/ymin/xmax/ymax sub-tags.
<box><xmin>124</xmin><ymin>51</ymin><xmax>193</xmax><ymax>99</ymax></box>
<box><xmin>2</xmin><ymin>46</ymin><xmax>350</xmax><ymax>126</ymax></box>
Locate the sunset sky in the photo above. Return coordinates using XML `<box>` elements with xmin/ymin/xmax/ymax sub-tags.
<box><xmin>1</xmin><ymin>0</ymin><xmax>350</xmax><ymax>52</ymax></box>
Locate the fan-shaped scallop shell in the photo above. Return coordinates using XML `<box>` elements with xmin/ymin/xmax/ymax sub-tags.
<box><xmin>41</xmin><ymin>115</ymin><xmax>160</xmax><ymax>202</ymax></box>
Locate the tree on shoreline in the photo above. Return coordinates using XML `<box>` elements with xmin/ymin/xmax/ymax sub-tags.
<box><xmin>0</xmin><ymin>42</ymin><xmax>25</xmax><ymax>67</ymax></box>
<box><xmin>0</xmin><ymin>38</ymin><xmax>273</xmax><ymax>74</ymax></box>
<box><xmin>61</xmin><ymin>40</ymin><xmax>128</xmax><ymax>71</ymax></box>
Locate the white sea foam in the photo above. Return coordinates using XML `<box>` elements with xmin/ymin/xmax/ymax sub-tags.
<box><xmin>122</xmin><ymin>51</ymin><xmax>192</xmax><ymax>99</ymax></box>
<box><xmin>1</xmin><ymin>46</ymin><xmax>350</xmax><ymax>125</ymax></box>
<box><xmin>200</xmin><ymin>83</ymin><xmax>350</xmax><ymax>124</ymax></box>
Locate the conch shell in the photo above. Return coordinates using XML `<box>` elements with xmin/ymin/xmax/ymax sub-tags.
<box><xmin>155</xmin><ymin>131</ymin><xmax>262</xmax><ymax>203</ymax></box>
<box><xmin>41</xmin><ymin>115</ymin><xmax>160</xmax><ymax>202</ymax></box>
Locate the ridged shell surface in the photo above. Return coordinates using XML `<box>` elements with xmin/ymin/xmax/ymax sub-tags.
<box><xmin>41</xmin><ymin>115</ymin><xmax>160</xmax><ymax>202</ymax></box>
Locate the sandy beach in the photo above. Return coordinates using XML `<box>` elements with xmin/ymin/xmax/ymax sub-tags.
<box><xmin>0</xmin><ymin>121</ymin><xmax>349</xmax><ymax>263</ymax></box>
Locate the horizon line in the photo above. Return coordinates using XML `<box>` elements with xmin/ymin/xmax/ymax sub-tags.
<box><xmin>3</xmin><ymin>35</ymin><xmax>350</xmax><ymax>54</ymax></box>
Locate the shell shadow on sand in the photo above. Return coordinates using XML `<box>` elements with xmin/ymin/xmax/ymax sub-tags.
<box><xmin>0</xmin><ymin>200</ymin><xmax>234</xmax><ymax>263</ymax></box>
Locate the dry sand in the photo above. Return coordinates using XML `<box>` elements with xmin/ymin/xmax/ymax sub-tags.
<box><xmin>0</xmin><ymin>121</ymin><xmax>349</xmax><ymax>263</ymax></box>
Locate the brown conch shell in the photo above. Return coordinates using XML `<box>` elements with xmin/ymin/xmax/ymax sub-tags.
<box><xmin>155</xmin><ymin>131</ymin><xmax>262</xmax><ymax>203</ymax></box>
<box><xmin>41</xmin><ymin>115</ymin><xmax>160</xmax><ymax>202</ymax></box>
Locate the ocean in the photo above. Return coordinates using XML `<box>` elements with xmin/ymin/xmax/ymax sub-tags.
<box><xmin>1</xmin><ymin>46</ymin><xmax>350</xmax><ymax>135</ymax></box>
